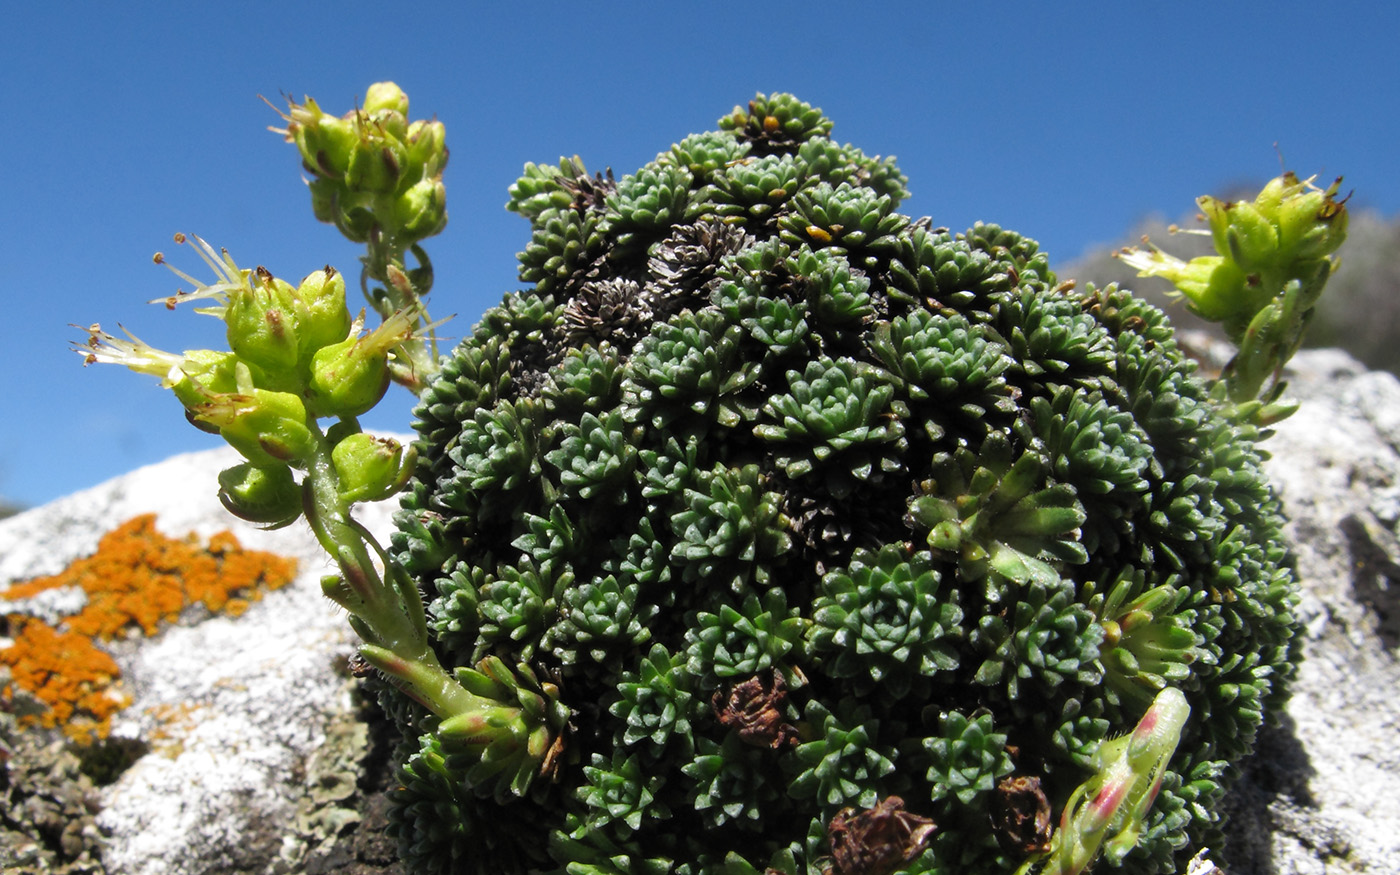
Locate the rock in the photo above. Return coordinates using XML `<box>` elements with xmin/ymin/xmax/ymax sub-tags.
<box><xmin>1220</xmin><ymin>349</ymin><xmax>1400</xmax><ymax>875</ymax></box>
<box><xmin>0</xmin><ymin>442</ymin><xmax>407</xmax><ymax>875</ymax></box>
<box><xmin>2</xmin><ymin>351</ymin><xmax>1399</xmax><ymax>875</ymax></box>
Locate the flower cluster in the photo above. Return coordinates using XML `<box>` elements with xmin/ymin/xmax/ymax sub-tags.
<box><xmin>273</xmin><ymin>81</ymin><xmax>449</xmax><ymax>391</ymax></box>
<box><xmin>77</xmin><ymin>234</ymin><xmax>418</xmax><ymax>528</ymax></box>
<box><xmin>275</xmin><ymin>81</ymin><xmax>448</xmax><ymax>248</ymax></box>
<box><xmin>1118</xmin><ymin>172</ymin><xmax>1348</xmax><ymax>423</ymax></box>
<box><xmin>76</xmin><ymin>83</ymin><xmax>575</xmax><ymax>841</ymax></box>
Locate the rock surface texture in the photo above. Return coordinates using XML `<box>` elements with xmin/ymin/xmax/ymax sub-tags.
<box><xmin>0</xmin><ymin>442</ymin><xmax>407</xmax><ymax>875</ymax></box>
<box><xmin>1</xmin><ymin>353</ymin><xmax>1398</xmax><ymax>874</ymax></box>
<box><xmin>1220</xmin><ymin>349</ymin><xmax>1400</xmax><ymax>875</ymax></box>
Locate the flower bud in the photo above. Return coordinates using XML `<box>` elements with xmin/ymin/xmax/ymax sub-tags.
<box><xmin>406</xmin><ymin>119</ymin><xmax>448</xmax><ymax>176</ymax></box>
<box><xmin>225</xmin><ymin>269</ymin><xmax>300</xmax><ymax>374</ymax></box>
<box><xmin>363</xmin><ymin>81</ymin><xmax>409</xmax><ymax>116</ymax></box>
<box><xmin>1251</xmin><ymin>170</ymin><xmax>1293</xmax><ymax>215</ymax></box>
<box><xmin>1272</xmin><ymin>174</ymin><xmax>1348</xmax><ymax>262</ymax></box>
<box><xmin>1199</xmin><ymin>196</ymin><xmax>1278</xmax><ymax>271</ymax></box>
<box><xmin>307</xmin><ymin>177</ymin><xmax>341</xmax><ymax>225</ymax></box>
<box><xmin>1041</xmin><ymin>687</ymin><xmax>1190</xmax><ymax>875</ymax></box>
<box><xmin>1200</xmin><ymin>173</ymin><xmax>1349</xmax><ymax>274</ymax></box>
<box><xmin>331</xmin><ymin>432</ymin><xmax>416</xmax><ymax>504</ymax></box>
<box><xmin>394</xmin><ymin>178</ymin><xmax>449</xmax><ymax>242</ymax></box>
<box><xmin>279</xmin><ymin>84</ymin><xmax>449</xmax><ymax>248</ymax></box>
<box><xmin>345</xmin><ymin>138</ymin><xmax>406</xmax><ymax>195</ymax></box>
<box><xmin>333</xmin><ymin>194</ymin><xmax>378</xmax><ymax>244</ymax></box>
<box><xmin>167</xmin><ymin>350</ymin><xmax>253</xmax><ymax>409</ymax></box>
<box><xmin>292</xmin><ymin>266</ymin><xmax>352</xmax><ymax>360</ymax></box>
<box><xmin>217</xmin><ymin>462</ymin><xmax>302</xmax><ymax>526</ymax></box>
<box><xmin>307</xmin><ymin>307</ymin><xmax>419</xmax><ymax>418</ymax></box>
<box><xmin>1117</xmin><ymin>249</ymin><xmax>1253</xmax><ymax>328</ymax></box>
<box><xmin>1083</xmin><ymin>771</ymin><xmax>1131</xmax><ymax>835</ymax></box>
<box><xmin>307</xmin><ymin>334</ymin><xmax>390</xmax><ymax>419</ymax></box>
<box><xmin>192</xmin><ymin>388</ymin><xmax>316</xmax><ymax>467</ymax></box>
<box><xmin>1126</xmin><ymin>687</ymin><xmax>1189</xmax><ymax>766</ymax></box>
<box><xmin>289</xmin><ymin>98</ymin><xmax>358</xmax><ymax>180</ymax></box>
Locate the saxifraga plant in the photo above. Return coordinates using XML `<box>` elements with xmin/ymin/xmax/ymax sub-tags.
<box><xmin>76</xmin><ymin>85</ymin><xmax>1348</xmax><ymax>875</ymax></box>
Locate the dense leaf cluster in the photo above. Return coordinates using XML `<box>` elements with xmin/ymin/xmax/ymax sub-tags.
<box><xmin>386</xmin><ymin>94</ymin><xmax>1299</xmax><ymax>874</ymax></box>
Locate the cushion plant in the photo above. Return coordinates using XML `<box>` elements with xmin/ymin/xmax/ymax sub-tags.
<box><xmin>78</xmin><ymin>84</ymin><xmax>1347</xmax><ymax>875</ymax></box>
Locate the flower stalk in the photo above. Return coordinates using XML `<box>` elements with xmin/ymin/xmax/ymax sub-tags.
<box><xmin>75</xmin><ymin>222</ymin><xmax>565</xmax><ymax>797</ymax></box>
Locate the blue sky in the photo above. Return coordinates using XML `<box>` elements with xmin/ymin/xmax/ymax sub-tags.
<box><xmin>3</xmin><ymin>1</ymin><xmax>1397</xmax><ymax>509</ymax></box>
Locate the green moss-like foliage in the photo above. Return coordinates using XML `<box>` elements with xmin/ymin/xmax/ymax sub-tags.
<box><xmin>386</xmin><ymin>93</ymin><xmax>1299</xmax><ymax>874</ymax></box>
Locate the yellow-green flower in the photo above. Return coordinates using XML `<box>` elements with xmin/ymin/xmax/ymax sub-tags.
<box><xmin>306</xmin><ymin>305</ymin><xmax>424</xmax><ymax>418</ymax></box>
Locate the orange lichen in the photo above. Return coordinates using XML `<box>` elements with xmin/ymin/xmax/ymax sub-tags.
<box><xmin>3</xmin><ymin>617</ymin><xmax>129</xmax><ymax>741</ymax></box>
<box><xmin>1</xmin><ymin>513</ymin><xmax>297</xmax><ymax>741</ymax></box>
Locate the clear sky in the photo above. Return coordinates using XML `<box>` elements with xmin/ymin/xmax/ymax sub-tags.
<box><xmin>3</xmin><ymin>1</ymin><xmax>1397</xmax><ymax>509</ymax></box>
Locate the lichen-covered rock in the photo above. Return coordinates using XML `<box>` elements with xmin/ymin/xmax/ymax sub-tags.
<box><xmin>385</xmin><ymin>94</ymin><xmax>1302</xmax><ymax>874</ymax></box>
<box><xmin>0</xmin><ymin>672</ymin><xmax>106</xmax><ymax>874</ymax></box>
<box><xmin>1</xmin><ymin>514</ymin><xmax>297</xmax><ymax>743</ymax></box>
<box><xmin>0</xmin><ymin>446</ymin><xmax>405</xmax><ymax>875</ymax></box>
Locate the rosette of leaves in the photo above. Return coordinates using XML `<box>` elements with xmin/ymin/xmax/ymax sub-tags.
<box><xmin>540</xmin><ymin>342</ymin><xmax>626</xmax><ymax>416</ymax></box>
<box><xmin>434</xmin><ymin>398</ymin><xmax>546</xmax><ymax>525</ymax></box>
<box><xmin>965</xmin><ymin>222</ymin><xmax>1056</xmax><ymax>295</ymax></box>
<box><xmin>573</xmin><ymin>750</ymin><xmax>671</xmax><ymax>842</ymax></box>
<box><xmin>682</xmin><ymin>732</ymin><xmax>786</xmax><ymax>831</ymax></box>
<box><xmin>788</xmin><ymin>700</ymin><xmax>901</xmax><ymax>817</ymax></box>
<box><xmin>506</xmin><ymin>157</ymin><xmax>582</xmax><ymax>221</ymax></box>
<box><xmin>755</xmin><ymin>356</ymin><xmax>906</xmax><ymax>496</ymax></box>
<box><xmin>664</xmin><ymin>131</ymin><xmax>752</xmax><ymax>181</ymax></box>
<box><xmin>779</xmin><ymin>182</ymin><xmax>910</xmax><ymax>271</ymax></box>
<box><xmin>609</xmin><ymin>643</ymin><xmax>695</xmax><ymax>758</ymax></box>
<box><xmin>921</xmin><ymin>710</ymin><xmax>1015</xmax><ymax>812</ymax></box>
<box><xmin>710</xmin><ymin>153</ymin><xmax>807</xmax><ymax>224</ymax></box>
<box><xmin>886</xmin><ymin>223</ymin><xmax>1014</xmax><ymax>312</ymax></box>
<box><xmin>669</xmin><ymin>463</ymin><xmax>792</xmax><ymax>592</ymax></box>
<box><xmin>968</xmin><ymin>573</ymin><xmax>1104</xmax><ymax>703</ymax></box>
<box><xmin>870</xmin><ymin>308</ymin><xmax>1015</xmax><ymax>443</ymax></box>
<box><xmin>807</xmin><ymin>544</ymin><xmax>963</xmax><ymax>702</ymax></box>
<box><xmin>387</xmin><ymin>93</ymin><xmax>1302</xmax><ymax>875</ymax></box>
<box><xmin>605</xmin><ymin>163</ymin><xmax>701</xmax><ymax>256</ymax></box>
<box><xmin>906</xmin><ymin>431</ymin><xmax>1089</xmax><ymax>601</ymax></box>
<box><xmin>552</xmin><ymin>572</ymin><xmax>656</xmax><ymax>670</ymax></box>
<box><xmin>1087</xmin><ymin>571</ymin><xmax>1211</xmax><ymax>712</ymax></box>
<box><xmin>544</xmin><ymin>410</ymin><xmax>640</xmax><ymax>502</ymax></box>
<box><xmin>1024</xmin><ymin>388</ymin><xmax>1157</xmax><ymax>556</ymax></box>
<box><xmin>720</xmin><ymin>92</ymin><xmax>834</xmax><ymax>155</ymax></box>
<box><xmin>622</xmin><ymin>309</ymin><xmax>761</xmax><ymax>429</ymax></box>
<box><xmin>683</xmin><ymin>590</ymin><xmax>805</xmax><ymax>690</ymax></box>
<box><xmin>517</xmin><ymin>206</ymin><xmax>611</xmax><ymax>298</ymax></box>
<box><xmin>718</xmin><ymin>278</ymin><xmax>811</xmax><ymax>361</ymax></box>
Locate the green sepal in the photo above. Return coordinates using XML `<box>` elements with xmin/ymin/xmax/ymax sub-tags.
<box><xmin>331</xmin><ymin>431</ymin><xmax>416</xmax><ymax>504</ymax></box>
<box><xmin>290</xmin><ymin>265</ymin><xmax>352</xmax><ymax>363</ymax></box>
<box><xmin>216</xmin><ymin>461</ymin><xmax>302</xmax><ymax>527</ymax></box>
<box><xmin>223</xmin><ymin>271</ymin><xmax>300</xmax><ymax>374</ymax></box>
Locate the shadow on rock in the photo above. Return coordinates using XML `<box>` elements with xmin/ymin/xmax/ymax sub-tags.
<box><xmin>1341</xmin><ymin>514</ymin><xmax>1400</xmax><ymax>651</ymax></box>
<box><xmin>1217</xmin><ymin>712</ymin><xmax>1317</xmax><ymax>875</ymax></box>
